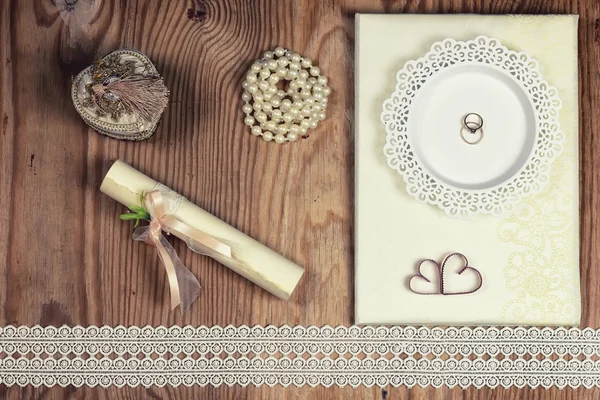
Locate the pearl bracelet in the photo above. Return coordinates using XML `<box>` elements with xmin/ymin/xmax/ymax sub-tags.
<box><xmin>242</xmin><ymin>47</ymin><xmax>330</xmax><ymax>143</ymax></box>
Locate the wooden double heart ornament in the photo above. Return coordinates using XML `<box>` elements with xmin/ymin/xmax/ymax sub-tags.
<box><xmin>408</xmin><ymin>253</ymin><xmax>483</xmax><ymax>295</ymax></box>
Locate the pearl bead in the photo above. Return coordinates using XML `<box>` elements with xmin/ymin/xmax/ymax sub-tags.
<box><xmin>300</xmin><ymin>119</ymin><xmax>311</xmax><ymax>129</ymax></box>
<box><xmin>309</xmin><ymin>119</ymin><xmax>318</xmax><ymax>128</ymax></box>
<box><xmin>314</xmin><ymin>92</ymin><xmax>323</xmax><ymax>101</ymax></box>
<box><xmin>258</xmin><ymin>81</ymin><xmax>269</xmax><ymax>91</ymax></box>
<box><xmin>276</xmin><ymin>67</ymin><xmax>288</xmax><ymax>77</ymax></box>
<box><xmin>263</xmin><ymin>132</ymin><xmax>274</xmax><ymax>141</ymax></box>
<box><xmin>287</xmin><ymin>70</ymin><xmax>299</xmax><ymax>79</ymax></box>
<box><xmin>300</xmin><ymin>126</ymin><xmax>308</xmax><ymax>135</ymax></box>
<box><xmin>293</xmin><ymin>99</ymin><xmax>304</xmax><ymax>108</ymax></box>
<box><xmin>244</xmin><ymin>116</ymin><xmax>255</xmax><ymax>126</ymax></box>
<box><xmin>281</xmin><ymin>99</ymin><xmax>292</xmax><ymax>110</ymax></box>
<box><xmin>265</xmin><ymin>121</ymin><xmax>277</xmax><ymax>132</ymax></box>
<box><xmin>317</xmin><ymin>112</ymin><xmax>326</xmax><ymax>121</ymax></box>
<box><xmin>254</xmin><ymin>92</ymin><xmax>264</xmax><ymax>102</ymax></box>
<box><xmin>290</xmin><ymin>62</ymin><xmax>301</xmax><ymax>70</ymax></box>
<box><xmin>242</xmin><ymin>81</ymin><xmax>249</xmax><ymax>90</ymax></box>
<box><xmin>287</xmin><ymin>132</ymin><xmax>298</xmax><ymax>142</ymax></box>
<box><xmin>256</xmin><ymin>112</ymin><xmax>267</xmax><ymax>123</ymax></box>
<box><xmin>263</xmin><ymin>92</ymin><xmax>273</xmax><ymax>101</ymax></box>
<box><xmin>246</xmin><ymin>74</ymin><xmax>257</xmax><ymax>83</ymax></box>
<box><xmin>275</xmin><ymin>134</ymin><xmax>286</xmax><ymax>144</ymax></box>
<box><xmin>268</xmin><ymin>86</ymin><xmax>277</xmax><ymax>94</ymax></box>
<box><xmin>242</xmin><ymin>92</ymin><xmax>252</xmax><ymax>102</ymax></box>
<box><xmin>267</xmin><ymin>60</ymin><xmax>278</xmax><ymax>70</ymax></box>
<box><xmin>277</xmin><ymin>90</ymin><xmax>287</xmax><ymax>98</ymax></box>
<box><xmin>308</xmin><ymin>77</ymin><xmax>317</xmax><ymax>85</ymax></box>
<box><xmin>296</xmin><ymin>79</ymin><xmax>307</xmax><ymax>87</ymax></box>
<box><xmin>289</xmin><ymin>107</ymin><xmax>300</xmax><ymax>117</ymax></box>
<box><xmin>272</xmin><ymin>109</ymin><xmax>283</xmax><ymax>119</ymax></box>
<box><xmin>310</xmin><ymin>66</ymin><xmax>320</xmax><ymax>76</ymax></box>
<box><xmin>277</xmin><ymin>124</ymin><xmax>288</xmax><ymax>134</ymax></box>
<box><xmin>251</xmin><ymin>126</ymin><xmax>262</xmax><ymax>136</ymax></box>
<box><xmin>262</xmin><ymin>102</ymin><xmax>272</xmax><ymax>112</ymax></box>
<box><xmin>290</xmin><ymin>124</ymin><xmax>300</xmax><ymax>135</ymax></box>
<box><xmin>251</xmin><ymin>63</ymin><xmax>262</xmax><ymax>73</ymax></box>
<box><xmin>292</xmin><ymin>93</ymin><xmax>302</xmax><ymax>101</ymax></box>
<box><xmin>301</xmin><ymin>106</ymin><xmax>312</xmax><ymax>117</ymax></box>
<box><xmin>322</xmin><ymin>86</ymin><xmax>331</xmax><ymax>96</ymax></box>
<box><xmin>278</xmin><ymin>57</ymin><xmax>289</xmax><ymax>67</ymax></box>
<box><xmin>299</xmin><ymin>70</ymin><xmax>309</xmax><ymax>80</ymax></box>
<box><xmin>242</xmin><ymin>104</ymin><xmax>253</xmax><ymax>114</ymax></box>
<box><xmin>304</xmin><ymin>97</ymin><xmax>314</xmax><ymax>106</ymax></box>
<box><xmin>289</xmin><ymin>81</ymin><xmax>299</xmax><ymax>90</ymax></box>
<box><xmin>253</xmin><ymin>102</ymin><xmax>262</xmax><ymax>111</ymax></box>
<box><xmin>271</xmin><ymin>98</ymin><xmax>281</xmax><ymax>108</ymax></box>
<box><xmin>274</xmin><ymin>47</ymin><xmax>286</xmax><ymax>57</ymax></box>
<box><xmin>263</xmin><ymin>51</ymin><xmax>274</xmax><ymax>59</ymax></box>
<box><xmin>290</xmin><ymin>53</ymin><xmax>301</xmax><ymax>62</ymax></box>
<box><xmin>317</xmin><ymin>76</ymin><xmax>328</xmax><ymax>85</ymax></box>
<box><xmin>247</xmin><ymin>84</ymin><xmax>258</xmax><ymax>93</ymax></box>
<box><xmin>313</xmin><ymin>84</ymin><xmax>322</xmax><ymax>93</ymax></box>
<box><xmin>301</xmin><ymin>58</ymin><xmax>312</xmax><ymax>68</ymax></box>
<box><xmin>260</xmin><ymin>69</ymin><xmax>271</xmax><ymax>79</ymax></box>
<box><xmin>268</xmin><ymin>75</ymin><xmax>279</xmax><ymax>85</ymax></box>
<box><xmin>283</xmin><ymin>113</ymin><xmax>294</xmax><ymax>123</ymax></box>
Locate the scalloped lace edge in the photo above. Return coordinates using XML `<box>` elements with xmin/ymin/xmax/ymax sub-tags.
<box><xmin>0</xmin><ymin>325</ymin><xmax>598</xmax><ymax>388</ymax></box>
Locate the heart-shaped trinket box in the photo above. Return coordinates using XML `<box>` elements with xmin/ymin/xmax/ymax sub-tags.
<box><xmin>71</xmin><ymin>49</ymin><xmax>168</xmax><ymax>140</ymax></box>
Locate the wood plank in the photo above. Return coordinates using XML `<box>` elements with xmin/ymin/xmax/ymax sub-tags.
<box><xmin>0</xmin><ymin>0</ymin><xmax>598</xmax><ymax>398</ymax></box>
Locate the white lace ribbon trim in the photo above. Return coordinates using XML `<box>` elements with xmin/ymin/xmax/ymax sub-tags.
<box><xmin>1</xmin><ymin>325</ymin><xmax>599</xmax><ymax>388</ymax></box>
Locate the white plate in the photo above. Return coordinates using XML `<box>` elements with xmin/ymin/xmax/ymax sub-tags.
<box><xmin>381</xmin><ymin>36</ymin><xmax>564</xmax><ymax>218</ymax></box>
<box><xmin>409</xmin><ymin>64</ymin><xmax>536</xmax><ymax>190</ymax></box>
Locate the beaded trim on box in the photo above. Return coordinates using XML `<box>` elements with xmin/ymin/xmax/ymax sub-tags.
<box><xmin>1</xmin><ymin>325</ymin><xmax>599</xmax><ymax>389</ymax></box>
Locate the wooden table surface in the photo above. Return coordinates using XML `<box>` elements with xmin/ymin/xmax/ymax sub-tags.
<box><xmin>1</xmin><ymin>0</ymin><xmax>598</xmax><ymax>398</ymax></box>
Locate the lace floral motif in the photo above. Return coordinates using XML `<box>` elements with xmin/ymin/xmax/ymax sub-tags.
<box><xmin>498</xmin><ymin>146</ymin><xmax>578</xmax><ymax>323</ymax></box>
<box><xmin>381</xmin><ymin>36</ymin><xmax>564</xmax><ymax>218</ymax></box>
<box><xmin>1</xmin><ymin>325</ymin><xmax>599</xmax><ymax>389</ymax></box>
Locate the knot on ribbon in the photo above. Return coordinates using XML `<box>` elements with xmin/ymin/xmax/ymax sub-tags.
<box><xmin>132</xmin><ymin>190</ymin><xmax>232</xmax><ymax>314</ymax></box>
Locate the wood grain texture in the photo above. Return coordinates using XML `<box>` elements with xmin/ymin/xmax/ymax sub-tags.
<box><xmin>0</xmin><ymin>0</ymin><xmax>598</xmax><ymax>398</ymax></box>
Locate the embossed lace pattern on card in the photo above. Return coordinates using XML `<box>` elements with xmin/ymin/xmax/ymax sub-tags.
<box><xmin>1</xmin><ymin>325</ymin><xmax>600</xmax><ymax>388</ymax></box>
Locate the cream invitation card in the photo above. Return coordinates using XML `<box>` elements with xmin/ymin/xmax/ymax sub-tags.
<box><xmin>355</xmin><ymin>14</ymin><xmax>580</xmax><ymax>325</ymax></box>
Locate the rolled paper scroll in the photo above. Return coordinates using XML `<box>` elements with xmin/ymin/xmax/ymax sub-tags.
<box><xmin>100</xmin><ymin>160</ymin><xmax>305</xmax><ymax>311</ymax></box>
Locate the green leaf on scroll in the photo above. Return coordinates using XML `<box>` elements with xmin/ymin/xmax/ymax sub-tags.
<box><xmin>119</xmin><ymin>192</ymin><xmax>151</xmax><ymax>227</ymax></box>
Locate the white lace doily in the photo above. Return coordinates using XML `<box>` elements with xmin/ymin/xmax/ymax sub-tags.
<box><xmin>381</xmin><ymin>36</ymin><xmax>564</xmax><ymax>218</ymax></box>
<box><xmin>2</xmin><ymin>325</ymin><xmax>600</xmax><ymax>389</ymax></box>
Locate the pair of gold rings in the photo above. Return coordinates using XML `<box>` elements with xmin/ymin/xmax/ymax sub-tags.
<box><xmin>461</xmin><ymin>113</ymin><xmax>483</xmax><ymax>145</ymax></box>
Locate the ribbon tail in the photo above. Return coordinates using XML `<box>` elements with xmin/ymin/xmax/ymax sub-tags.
<box><xmin>164</xmin><ymin>218</ymin><xmax>232</xmax><ymax>259</ymax></box>
<box><xmin>152</xmin><ymin>233</ymin><xmax>201</xmax><ymax>314</ymax></box>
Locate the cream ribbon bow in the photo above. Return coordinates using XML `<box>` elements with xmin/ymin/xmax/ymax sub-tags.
<box><xmin>132</xmin><ymin>190</ymin><xmax>232</xmax><ymax>313</ymax></box>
